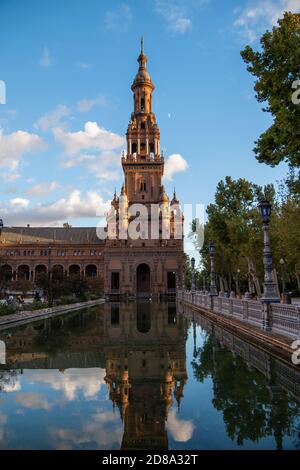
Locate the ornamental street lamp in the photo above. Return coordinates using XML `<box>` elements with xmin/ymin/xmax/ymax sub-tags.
<box><xmin>258</xmin><ymin>200</ymin><xmax>280</xmax><ymax>329</ymax></box>
<box><xmin>193</xmin><ymin>314</ymin><xmax>197</xmax><ymax>358</ymax></box>
<box><xmin>48</xmin><ymin>243</ymin><xmax>53</xmax><ymax>307</ymax></box>
<box><xmin>191</xmin><ymin>257</ymin><xmax>196</xmax><ymax>291</ymax></box>
<box><xmin>236</xmin><ymin>268</ymin><xmax>241</xmax><ymax>297</ymax></box>
<box><xmin>209</xmin><ymin>241</ymin><xmax>218</xmax><ymax>296</ymax></box>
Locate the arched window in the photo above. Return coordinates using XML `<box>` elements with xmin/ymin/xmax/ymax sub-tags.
<box><xmin>141</xmin><ymin>98</ymin><xmax>145</xmax><ymax>111</ymax></box>
<box><xmin>132</xmin><ymin>142</ymin><xmax>137</xmax><ymax>154</ymax></box>
<box><xmin>140</xmin><ymin>180</ymin><xmax>146</xmax><ymax>192</ymax></box>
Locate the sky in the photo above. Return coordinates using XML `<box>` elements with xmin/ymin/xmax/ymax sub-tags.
<box><xmin>0</xmin><ymin>0</ymin><xmax>298</xmax><ymax>228</ymax></box>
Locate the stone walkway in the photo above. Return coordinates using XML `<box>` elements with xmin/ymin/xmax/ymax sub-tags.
<box><xmin>0</xmin><ymin>298</ymin><xmax>105</xmax><ymax>329</ymax></box>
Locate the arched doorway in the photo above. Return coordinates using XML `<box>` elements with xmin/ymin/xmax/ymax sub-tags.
<box><xmin>17</xmin><ymin>264</ymin><xmax>30</xmax><ymax>280</ymax></box>
<box><xmin>136</xmin><ymin>263</ymin><xmax>150</xmax><ymax>294</ymax></box>
<box><xmin>69</xmin><ymin>264</ymin><xmax>80</xmax><ymax>278</ymax></box>
<box><xmin>35</xmin><ymin>265</ymin><xmax>47</xmax><ymax>281</ymax></box>
<box><xmin>85</xmin><ymin>264</ymin><xmax>97</xmax><ymax>278</ymax></box>
<box><xmin>0</xmin><ymin>264</ymin><xmax>12</xmax><ymax>282</ymax></box>
<box><xmin>51</xmin><ymin>265</ymin><xmax>64</xmax><ymax>280</ymax></box>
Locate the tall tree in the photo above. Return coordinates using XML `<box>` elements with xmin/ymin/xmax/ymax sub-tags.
<box><xmin>241</xmin><ymin>12</ymin><xmax>300</xmax><ymax>168</ymax></box>
<box><xmin>200</xmin><ymin>177</ymin><xmax>273</xmax><ymax>293</ymax></box>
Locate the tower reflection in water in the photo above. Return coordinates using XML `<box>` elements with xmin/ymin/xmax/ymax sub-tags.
<box><xmin>104</xmin><ymin>302</ymin><xmax>188</xmax><ymax>449</ymax></box>
<box><xmin>1</xmin><ymin>302</ymin><xmax>300</xmax><ymax>450</ymax></box>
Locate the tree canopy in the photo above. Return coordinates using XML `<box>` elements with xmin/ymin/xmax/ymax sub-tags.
<box><xmin>241</xmin><ymin>12</ymin><xmax>300</xmax><ymax>169</ymax></box>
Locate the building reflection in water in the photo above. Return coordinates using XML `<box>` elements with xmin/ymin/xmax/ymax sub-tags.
<box><xmin>0</xmin><ymin>302</ymin><xmax>188</xmax><ymax>450</ymax></box>
<box><xmin>104</xmin><ymin>302</ymin><xmax>188</xmax><ymax>449</ymax></box>
<box><xmin>0</xmin><ymin>301</ymin><xmax>300</xmax><ymax>450</ymax></box>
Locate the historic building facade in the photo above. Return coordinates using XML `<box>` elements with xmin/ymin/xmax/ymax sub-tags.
<box><xmin>0</xmin><ymin>41</ymin><xmax>184</xmax><ymax>298</ymax></box>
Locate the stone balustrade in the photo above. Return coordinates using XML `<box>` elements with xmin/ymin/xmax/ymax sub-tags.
<box><xmin>181</xmin><ymin>302</ymin><xmax>300</xmax><ymax>402</ymax></box>
<box><xmin>177</xmin><ymin>290</ymin><xmax>300</xmax><ymax>340</ymax></box>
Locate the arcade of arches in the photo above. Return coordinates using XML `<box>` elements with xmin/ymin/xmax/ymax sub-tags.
<box><xmin>0</xmin><ymin>262</ymin><xmax>98</xmax><ymax>282</ymax></box>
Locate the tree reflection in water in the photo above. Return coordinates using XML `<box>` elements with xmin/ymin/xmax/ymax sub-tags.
<box><xmin>191</xmin><ymin>332</ymin><xmax>300</xmax><ymax>449</ymax></box>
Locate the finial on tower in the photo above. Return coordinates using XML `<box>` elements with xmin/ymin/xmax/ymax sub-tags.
<box><xmin>141</xmin><ymin>35</ymin><xmax>144</xmax><ymax>54</ymax></box>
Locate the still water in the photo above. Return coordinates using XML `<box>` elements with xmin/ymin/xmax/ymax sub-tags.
<box><xmin>0</xmin><ymin>301</ymin><xmax>299</xmax><ymax>450</ymax></box>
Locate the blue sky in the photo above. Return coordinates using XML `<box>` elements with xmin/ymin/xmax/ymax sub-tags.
<box><xmin>0</xmin><ymin>0</ymin><xmax>297</xmax><ymax>227</ymax></box>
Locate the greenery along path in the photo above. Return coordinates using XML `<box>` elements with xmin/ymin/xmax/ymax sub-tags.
<box><xmin>0</xmin><ymin>298</ymin><xmax>105</xmax><ymax>329</ymax></box>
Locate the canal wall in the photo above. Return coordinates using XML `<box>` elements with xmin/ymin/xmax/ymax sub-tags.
<box><xmin>177</xmin><ymin>291</ymin><xmax>300</xmax><ymax>359</ymax></box>
<box><xmin>182</xmin><ymin>302</ymin><xmax>300</xmax><ymax>403</ymax></box>
<box><xmin>0</xmin><ymin>298</ymin><xmax>105</xmax><ymax>330</ymax></box>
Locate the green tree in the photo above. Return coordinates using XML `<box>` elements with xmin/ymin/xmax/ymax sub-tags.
<box><xmin>241</xmin><ymin>12</ymin><xmax>300</xmax><ymax>168</ymax></box>
<box><xmin>200</xmin><ymin>177</ymin><xmax>273</xmax><ymax>294</ymax></box>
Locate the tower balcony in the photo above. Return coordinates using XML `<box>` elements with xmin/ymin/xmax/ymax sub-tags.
<box><xmin>122</xmin><ymin>153</ymin><xmax>164</xmax><ymax>164</ymax></box>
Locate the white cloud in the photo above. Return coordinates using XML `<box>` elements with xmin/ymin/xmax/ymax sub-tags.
<box><xmin>10</xmin><ymin>197</ymin><xmax>30</xmax><ymax>209</ymax></box>
<box><xmin>104</xmin><ymin>3</ymin><xmax>132</xmax><ymax>33</ymax></box>
<box><xmin>34</xmin><ymin>105</ymin><xmax>70</xmax><ymax>132</ymax></box>
<box><xmin>0</xmin><ymin>189</ymin><xmax>110</xmax><ymax>226</ymax></box>
<box><xmin>25</xmin><ymin>368</ymin><xmax>106</xmax><ymax>401</ymax></box>
<box><xmin>54</xmin><ymin>121</ymin><xmax>125</xmax><ymax>156</ymax></box>
<box><xmin>77</xmin><ymin>62</ymin><xmax>91</xmax><ymax>70</ymax></box>
<box><xmin>25</xmin><ymin>181</ymin><xmax>60</xmax><ymax>197</ymax></box>
<box><xmin>15</xmin><ymin>392</ymin><xmax>52</xmax><ymax>410</ymax></box>
<box><xmin>61</xmin><ymin>154</ymin><xmax>97</xmax><ymax>169</ymax></box>
<box><xmin>234</xmin><ymin>0</ymin><xmax>300</xmax><ymax>42</ymax></box>
<box><xmin>54</xmin><ymin>121</ymin><xmax>125</xmax><ymax>182</ymax></box>
<box><xmin>0</xmin><ymin>129</ymin><xmax>46</xmax><ymax>179</ymax></box>
<box><xmin>51</xmin><ymin>411</ymin><xmax>123</xmax><ymax>449</ymax></box>
<box><xmin>39</xmin><ymin>47</ymin><xmax>52</xmax><ymax>67</ymax></box>
<box><xmin>155</xmin><ymin>0</ymin><xmax>192</xmax><ymax>33</ymax></box>
<box><xmin>166</xmin><ymin>409</ymin><xmax>194</xmax><ymax>442</ymax></box>
<box><xmin>164</xmin><ymin>153</ymin><xmax>188</xmax><ymax>181</ymax></box>
<box><xmin>76</xmin><ymin>95</ymin><xmax>109</xmax><ymax>113</ymax></box>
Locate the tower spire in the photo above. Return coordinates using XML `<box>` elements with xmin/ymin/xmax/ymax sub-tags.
<box><xmin>141</xmin><ymin>35</ymin><xmax>144</xmax><ymax>54</ymax></box>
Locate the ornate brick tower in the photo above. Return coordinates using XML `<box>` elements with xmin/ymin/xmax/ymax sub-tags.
<box><xmin>122</xmin><ymin>36</ymin><xmax>164</xmax><ymax>206</ymax></box>
<box><xmin>103</xmin><ymin>39</ymin><xmax>184</xmax><ymax>298</ymax></box>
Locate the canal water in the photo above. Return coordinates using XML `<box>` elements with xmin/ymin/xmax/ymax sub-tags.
<box><xmin>0</xmin><ymin>301</ymin><xmax>299</xmax><ymax>450</ymax></box>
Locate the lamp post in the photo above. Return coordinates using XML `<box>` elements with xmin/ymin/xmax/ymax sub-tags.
<box><xmin>47</xmin><ymin>243</ymin><xmax>52</xmax><ymax>307</ymax></box>
<box><xmin>202</xmin><ymin>273</ymin><xmax>206</xmax><ymax>293</ymax></box>
<box><xmin>209</xmin><ymin>241</ymin><xmax>218</xmax><ymax>296</ymax></box>
<box><xmin>279</xmin><ymin>258</ymin><xmax>286</xmax><ymax>303</ymax></box>
<box><xmin>236</xmin><ymin>268</ymin><xmax>241</xmax><ymax>297</ymax></box>
<box><xmin>258</xmin><ymin>200</ymin><xmax>280</xmax><ymax>329</ymax></box>
<box><xmin>191</xmin><ymin>257</ymin><xmax>196</xmax><ymax>291</ymax></box>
